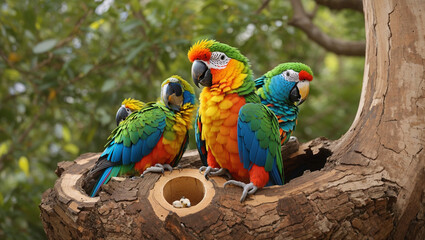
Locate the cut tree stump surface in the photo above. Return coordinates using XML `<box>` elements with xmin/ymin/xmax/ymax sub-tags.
<box><xmin>40</xmin><ymin>138</ymin><xmax>414</xmax><ymax>239</ymax></box>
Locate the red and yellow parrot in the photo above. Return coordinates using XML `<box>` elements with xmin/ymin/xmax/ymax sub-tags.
<box><xmin>188</xmin><ymin>40</ymin><xmax>283</xmax><ymax>202</ymax></box>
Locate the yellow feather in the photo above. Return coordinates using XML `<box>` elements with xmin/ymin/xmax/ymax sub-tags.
<box><xmin>218</xmin><ymin>99</ymin><xmax>232</xmax><ymax>110</ymax></box>
<box><xmin>210</xmin><ymin>95</ymin><xmax>224</xmax><ymax>102</ymax></box>
<box><xmin>205</xmin><ymin>105</ymin><xmax>218</xmax><ymax>116</ymax></box>
<box><xmin>231</xmin><ymin>73</ymin><xmax>247</xmax><ymax>89</ymax></box>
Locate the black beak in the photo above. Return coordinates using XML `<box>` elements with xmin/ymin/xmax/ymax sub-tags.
<box><xmin>115</xmin><ymin>106</ymin><xmax>129</xmax><ymax>125</ymax></box>
<box><xmin>289</xmin><ymin>84</ymin><xmax>301</xmax><ymax>104</ymax></box>
<box><xmin>191</xmin><ymin>60</ymin><xmax>212</xmax><ymax>87</ymax></box>
<box><xmin>162</xmin><ymin>82</ymin><xmax>183</xmax><ymax>111</ymax></box>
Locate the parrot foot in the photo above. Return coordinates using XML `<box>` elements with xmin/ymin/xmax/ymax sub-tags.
<box><xmin>140</xmin><ymin>164</ymin><xmax>173</xmax><ymax>177</ymax></box>
<box><xmin>223</xmin><ymin>181</ymin><xmax>258</xmax><ymax>202</ymax></box>
<box><xmin>199</xmin><ymin>166</ymin><xmax>230</xmax><ymax>180</ymax></box>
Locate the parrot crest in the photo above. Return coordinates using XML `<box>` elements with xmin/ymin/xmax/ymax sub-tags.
<box><xmin>122</xmin><ymin>98</ymin><xmax>145</xmax><ymax>112</ymax></box>
<box><xmin>116</xmin><ymin>98</ymin><xmax>145</xmax><ymax>125</ymax></box>
<box><xmin>188</xmin><ymin>39</ymin><xmax>254</xmax><ymax>96</ymax></box>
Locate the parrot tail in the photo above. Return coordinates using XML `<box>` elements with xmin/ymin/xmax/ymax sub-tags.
<box><xmin>90</xmin><ymin>166</ymin><xmax>117</xmax><ymax>197</ymax></box>
<box><xmin>83</xmin><ymin>155</ymin><xmax>119</xmax><ymax>197</ymax></box>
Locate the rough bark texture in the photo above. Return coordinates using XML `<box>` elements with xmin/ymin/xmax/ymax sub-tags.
<box><xmin>40</xmin><ymin>0</ymin><xmax>425</xmax><ymax>239</ymax></box>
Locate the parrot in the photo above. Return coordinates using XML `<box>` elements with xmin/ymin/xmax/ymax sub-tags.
<box><xmin>115</xmin><ymin>98</ymin><xmax>145</xmax><ymax>125</ymax></box>
<box><xmin>84</xmin><ymin>76</ymin><xmax>196</xmax><ymax>197</ymax></box>
<box><xmin>255</xmin><ymin>62</ymin><xmax>313</xmax><ymax>145</ymax></box>
<box><xmin>188</xmin><ymin>40</ymin><xmax>283</xmax><ymax>202</ymax></box>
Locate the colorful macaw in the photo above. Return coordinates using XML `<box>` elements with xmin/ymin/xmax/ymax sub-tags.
<box><xmin>188</xmin><ymin>40</ymin><xmax>283</xmax><ymax>202</ymax></box>
<box><xmin>255</xmin><ymin>62</ymin><xmax>313</xmax><ymax>145</ymax></box>
<box><xmin>115</xmin><ymin>98</ymin><xmax>145</xmax><ymax>125</ymax></box>
<box><xmin>84</xmin><ymin>76</ymin><xmax>196</xmax><ymax>197</ymax></box>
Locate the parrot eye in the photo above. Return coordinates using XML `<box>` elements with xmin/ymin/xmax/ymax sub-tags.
<box><xmin>282</xmin><ymin>70</ymin><xmax>299</xmax><ymax>82</ymax></box>
<box><xmin>209</xmin><ymin>51</ymin><xmax>230</xmax><ymax>69</ymax></box>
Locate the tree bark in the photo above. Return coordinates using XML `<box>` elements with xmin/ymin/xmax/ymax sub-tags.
<box><xmin>40</xmin><ymin>0</ymin><xmax>425</xmax><ymax>239</ymax></box>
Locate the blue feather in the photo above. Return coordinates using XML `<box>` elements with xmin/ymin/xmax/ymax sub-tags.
<box><xmin>110</xmin><ymin>143</ymin><xmax>124</xmax><ymax>163</ymax></box>
<box><xmin>91</xmin><ymin>166</ymin><xmax>113</xmax><ymax>197</ymax></box>
<box><xmin>122</xmin><ymin>145</ymin><xmax>132</xmax><ymax>165</ymax></box>
<box><xmin>130</xmin><ymin>139</ymin><xmax>143</xmax><ymax>163</ymax></box>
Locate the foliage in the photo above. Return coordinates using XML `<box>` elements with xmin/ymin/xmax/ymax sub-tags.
<box><xmin>0</xmin><ymin>0</ymin><xmax>364</xmax><ymax>239</ymax></box>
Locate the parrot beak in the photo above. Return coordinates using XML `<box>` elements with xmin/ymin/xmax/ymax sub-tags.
<box><xmin>162</xmin><ymin>82</ymin><xmax>183</xmax><ymax>111</ymax></box>
<box><xmin>116</xmin><ymin>105</ymin><xmax>130</xmax><ymax>125</ymax></box>
<box><xmin>290</xmin><ymin>81</ymin><xmax>310</xmax><ymax>106</ymax></box>
<box><xmin>191</xmin><ymin>60</ymin><xmax>212</xmax><ymax>87</ymax></box>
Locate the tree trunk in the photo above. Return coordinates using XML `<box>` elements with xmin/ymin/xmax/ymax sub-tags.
<box><xmin>40</xmin><ymin>0</ymin><xmax>425</xmax><ymax>239</ymax></box>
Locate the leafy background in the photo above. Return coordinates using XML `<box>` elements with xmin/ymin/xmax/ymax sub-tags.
<box><xmin>0</xmin><ymin>0</ymin><xmax>364</xmax><ymax>239</ymax></box>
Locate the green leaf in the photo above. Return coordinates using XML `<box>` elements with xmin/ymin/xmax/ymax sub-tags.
<box><xmin>101</xmin><ymin>79</ymin><xmax>116</xmax><ymax>92</ymax></box>
<box><xmin>81</xmin><ymin>64</ymin><xmax>94</xmax><ymax>75</ymax></box>
<box><xmin>33</xmin><ymin>39</ymin><xmax>58</xmax><ymax>54</ymax></box>
<box><xmin>121</xmin><ymin>19</ymin><xmax>143</xmax><ymax>32</ymax></box>
<box><xmin>125</xmin><ymin>43</ymin><xmax>148</xmax><ymax>63</ymax></box>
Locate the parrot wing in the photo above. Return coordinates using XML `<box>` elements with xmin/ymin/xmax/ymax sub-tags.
<box><xmin>254</xmin><ymin>75</ymin><xmax>266</xmax><ymax>89</ymax></box>
<box><xmin>195</xmin><ymin>109</ymin><xmax>208</xmax><ymax>166</ymax></box>
<box><xmin>85</xmin><ymin>103</ymin><xmax>166</xmax><ymax>196</ymax></box>
<box><xmin>237</xmin><ymin>103</ymin><xmax>284</xmax><ymax>185</ymax></box>
<box><xmin>169</xmin><ymin>131</ymin><xmax>189</xmax><ymax>167</ymax></box>
<box><xmin>101</xmin><ymin>103</ymin><xmax>166</xmax><ymax>165</ymax></box>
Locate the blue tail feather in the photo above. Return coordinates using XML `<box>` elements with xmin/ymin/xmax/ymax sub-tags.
<box><xmin>90</xmin><ymin>166</ymin><xmax>113</xmax><ymax>197</ymax></box>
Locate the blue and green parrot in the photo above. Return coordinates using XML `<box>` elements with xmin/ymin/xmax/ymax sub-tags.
<box><xmin>255</xmin><ymin>62</ymin><xmax>313</xmax><ymax>145</ymax></box>
<box><xmin>84</xmin><ymin>76</ymin><xmax>196</xmax><ymax>197</ymax></box>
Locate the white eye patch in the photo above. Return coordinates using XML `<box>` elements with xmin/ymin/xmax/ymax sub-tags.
<box><xmin>281</xmin><ymin>70</ymin><xmax>299</xmax><ymax>82</ymax></box>
<box><xmin>209</xmin><ymin>51</ymin><xmax>231</xmax><ymax>69</ymax></box>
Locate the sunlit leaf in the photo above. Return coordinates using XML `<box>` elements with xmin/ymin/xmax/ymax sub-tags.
<box><xmin>64</xmin><ymin>143</ymin><xmax>79</xmax><ymax>155</ymax></box>
<box><xmin>4</xmin><ymin>69</ymin><xmax>21</xmax><ymax>81</ymax></box>
<box><xmin>33</xmin><ymin>39</ymin><xmax>58</xmax><ymax>54</ymax></box>
<box><xmin>0</xmin><ymin>141</ymin><xmax>11</xmax><ymax>158</ymax></box>
<box><xmin>62</xmin><ymin>126</ymin><xmax>71</xmax><ymax>142</ymax></box>
<box><xmin>89</xmin><ymin>18</ymin><xmax>105</xmax><ymax>30</ymax></box>
<box><xmin>18</xmin><ymin>156</ymin><xmax>30</xmax><ymax>176</ymax></box>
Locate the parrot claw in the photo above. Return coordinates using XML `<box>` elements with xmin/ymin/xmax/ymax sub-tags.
<box><xmin>130</xmin><ymin>176</ymin><xmax>140</xmax><ymax>180</ymax></box>
<box><xmin>223</xmin><ymin>181</ymin><xmax>258</xmax><ymax>202</ymax></box>
<box><xmin>199</xmin><ymin>166</ymin><xmax>229</xmax><ymax>180</ymax></box>
<box><xmin>141</xmin><ymin>164</ymin><xmax>173</xmax><ymax>177</ymax></box>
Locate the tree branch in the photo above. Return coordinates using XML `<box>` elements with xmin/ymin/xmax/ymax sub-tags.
<box><xmin>289</xmin><ymin>0</ymin><xmax>365</xmax><ymax>56</ymax></box>
<box><xmin>315</xmin><ymin>0</ymin><xmax>363</xmax><ymax>12</ymax></box>
<box><xmin>256</xmin><ymin>0</ymin><xmax>271</xmax><ymax>14</ymax></box>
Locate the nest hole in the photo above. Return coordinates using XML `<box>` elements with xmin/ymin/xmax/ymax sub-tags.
<box><xmin>163</xmin><ymin>176</ymin><xmax>205</xmax><ymax>206</ymax></box>
<box><xmin>284</xmin><ymin>147</ymin><xmax>331</xmax><ymax>182</ymax></box>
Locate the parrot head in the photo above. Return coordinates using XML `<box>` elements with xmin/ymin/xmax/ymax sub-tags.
<box><xmin>115</xmin><ymin>98</ymin><xmax>144</xmax><ymax>125</ymax></box>
<box><xmin>188</xmin><ymin>39</ymin><xmax>252</xmax><ymax>92</ymax></box>
<box><xmin>265</xmin><ymin>62</ymin><xmax>313</xmax><ymax>106</ymax></box>
<box><xmin>161</xmin><ymin>75</ymin><xmax>196</xmax><ymax>112</ymax></box>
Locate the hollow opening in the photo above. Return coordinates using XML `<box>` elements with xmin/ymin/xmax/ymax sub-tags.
<box><xmin>163</xmin><ymin>176</ymin><xmax>205</xmax><ymax>206</ymax></box>
<box><xmin>284</xmin><ymin>145</ymin><xmax>331</xmax><ymax>183</ymax></box>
